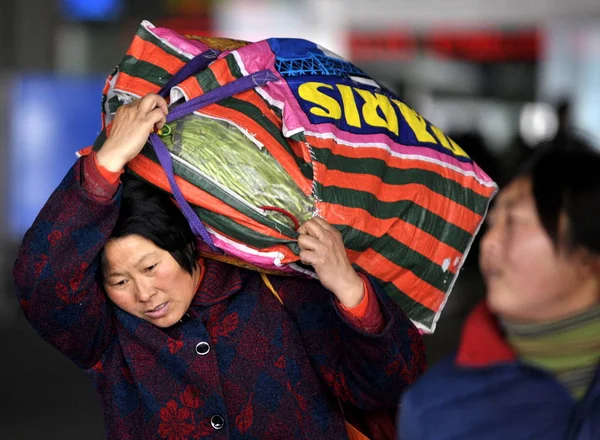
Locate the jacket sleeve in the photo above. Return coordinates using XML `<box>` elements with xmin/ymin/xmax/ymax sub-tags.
<box><xmin>277</xmin><ymin>275</ymin><xmax>426</xmax><ymax>411</ymax></box>
<box><xmin>398</xmin><ymin>388</ymin><xmax>426</xmax><ymax>440</ymax></box>
<box><xmin>13</xmin><ymin>158</ymin><xmax>121</xmax><ymax>369</ymax></box>
<box><xmin>336</xmin><ymin>274</ymin><xmax>385</xmax><ymax>333</ymax></box>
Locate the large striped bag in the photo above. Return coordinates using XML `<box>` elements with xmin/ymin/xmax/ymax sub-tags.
<box><xmin>90</xmin><ymin>21</ymin><xmax>497</xmax><ymax>333</ymax></box>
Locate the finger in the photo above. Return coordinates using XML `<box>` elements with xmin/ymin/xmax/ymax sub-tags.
<box><xmin>156</xmin><ymin>96</ymin><xmax>169</xmax><ymax>116</ymax></box>
<box><xmin>296</xmin><ymin>218</ymin><xmax>311</xmax><ymax>235</ymax></box>
<box><xmin>147</xmin><ymin>107</ymin><xmax>167</xmax><ymax>127</ymax></box>
<box><xmin>298</xmin><ymin>219</ymin><xmax>325</xmax><ymax>239</ymax></box>
<box><xmin>310</xmin><ymin>216</ymin><xmax>336</xmax><ymax>231</ymax></box>
<box><xmin>138</xmin><ymin>93</ymin><xmax>162</xmax><ymax>114</ymax></box>
<box><xmin>297</xmin><ymin>234</ymin><xmax>322</xmax><ymax>252</ymax></box>
<box><xmin>153</xmin><ymin>114</ymin><xmax>168</xmax><ymax>131</ymax></box>
<box><xmin>298</xmin><ymin>249</ymin><xmax>319</xmax><ymax>266</ymax></box>
<box><xmin>313</xmin><ymin>218</ymin><xmax>343</xmax><ymax>245</ymax></box>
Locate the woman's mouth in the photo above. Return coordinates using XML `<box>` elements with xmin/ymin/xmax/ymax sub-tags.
<box><xmin>144</xmin><ymin>302</ymin><xmax>169</xmax><ymax>319</ymax></box>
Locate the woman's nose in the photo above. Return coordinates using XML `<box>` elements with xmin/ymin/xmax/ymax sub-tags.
<box><xmin>134</xmin><ymin>279</ymin><xmax>157</xmax><ymax>302</ymax></box>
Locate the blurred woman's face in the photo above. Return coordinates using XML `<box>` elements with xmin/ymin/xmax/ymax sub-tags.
<box><xmin>480</xmin><ymin>177</ymin><xmax>595</xmax><ymax>322</ymax></box>
<box><xmin>103</xmin><ymin>235</ymin><xmax>200</xmax><ymax>328</ymax></box>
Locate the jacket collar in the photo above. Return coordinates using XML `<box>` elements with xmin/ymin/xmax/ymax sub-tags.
<box><xmin>191</xmin><ymin>258</ymin><xmax>246</xmax><ymax>307</ymax></box>
<box><xmin>455</xmin><ymin>301</ymin><xmax>517</xmax><ymax>367</ymax></box>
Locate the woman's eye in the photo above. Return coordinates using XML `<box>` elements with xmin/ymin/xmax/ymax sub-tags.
<box><xmin>145</xmin><ymin>264</ymin><xmax>157</xmax><ymax>272</ymax></box>
<box><xmin>485</xmin><ymin>213</ymin><xmax>497</xmax><ymax>228</ymax></box>
<box><xmin>113</xmin><ymin>279</ymin><xmax>128</xmax><ymax>287</ymax></box>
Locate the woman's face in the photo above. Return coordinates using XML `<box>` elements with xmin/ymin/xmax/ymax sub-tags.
<box><xmin>480</xmin><ymin>177</ymin><xmax>595</xmax><ymax>322</ymax></box>
<box><xmin>103</xmin><ymin>234</ymin><xmax>200</xmax><ymax>328</ymax></box>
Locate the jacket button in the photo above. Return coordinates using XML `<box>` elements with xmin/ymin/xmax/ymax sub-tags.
<box><xmin>195</xmin><ymin>341</ymin><xmax>210</xmax><ymax>356</ymax></box>
<box><xmin>211</xmin><ymin>415</ymin><xmax>225</xmax><ymax>430</ymax></box>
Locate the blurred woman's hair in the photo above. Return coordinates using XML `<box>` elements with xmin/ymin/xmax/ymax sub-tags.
<box><xmin>516</xmin><ymin>135</ymin><xmax>600</xmax><ymax>255</ymax></box>
<box><xmin>101</xmin><ymin>176</ymin><xmax>198</xmax><ymax>277</ymax></box>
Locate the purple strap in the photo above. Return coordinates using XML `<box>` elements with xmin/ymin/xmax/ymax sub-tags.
<box><xmin>149</xmin><ymin>132</ymin><xmax>216</xmax><ymax>248</ymax></box>
<box><xmin>166</xmin><ymin>69</ymin><xmax>279</xmax><ymax>123</ymax></box>
<box><xmin>149</xmin><ymin>69</ymin><xmax>279</xmax><ymax>249</ymax></box>
<box><xmin>157</xmin><ymin>49</ymin><xmax>221</xmax><ymax>98</ymax></box>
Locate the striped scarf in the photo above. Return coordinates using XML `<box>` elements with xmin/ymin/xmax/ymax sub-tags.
<box><xmin>503</xmin><ymin>304</ymin><xmax>600</xmax><ymax>400</ymax></box>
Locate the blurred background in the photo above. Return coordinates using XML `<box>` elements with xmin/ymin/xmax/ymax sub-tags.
<box><xmin>1</xmin><ymin>0</ymin><xmax>600</xmax><ymax>438</ymax></box>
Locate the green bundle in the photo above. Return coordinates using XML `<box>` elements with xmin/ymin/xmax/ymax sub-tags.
<box><xmin>161</xmin><ymin>113</ymin><xmax>315</xmax><ymax>230</ymax></box>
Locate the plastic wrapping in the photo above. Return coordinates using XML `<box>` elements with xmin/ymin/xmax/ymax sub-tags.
<box><xmin>163</xmin><ymin>113</ymin><xmax>315</xmax><ymax>230</ymax></box>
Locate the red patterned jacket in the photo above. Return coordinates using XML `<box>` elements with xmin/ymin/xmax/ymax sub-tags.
<box><xmin>13</xmin><ymin>159</ymin><xmax>425</xmax><ymax>440</ymax></box>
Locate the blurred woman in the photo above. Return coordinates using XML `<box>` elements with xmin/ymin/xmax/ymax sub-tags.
<box><xmin>14</xmin><ymin>93</ymin><xmax>425</xmax><ymax>440</ymax></box>
<box><xmin>399</xmin><ymin>137</ymin><xmax>600</xmax><ymax>440</ymax></box>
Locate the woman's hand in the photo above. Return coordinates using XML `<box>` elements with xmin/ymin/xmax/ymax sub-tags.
<box><xmin>297</xmin><ymin>217</ymin><xmax>364</xmax><ymax>308</ymax></box>
<box><xmin>96</xmin><ymin>94</ymin><xmax>168</xmax><ymax>172</ymax></box>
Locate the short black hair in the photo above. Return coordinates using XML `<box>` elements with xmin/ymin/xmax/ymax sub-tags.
<box><xmin>516</xmin><ymin>135</ymin><xmax>600</xmax><ymax>255</ymax></box>
<box><xmin>102</xmin><ymin>176</ymin><xmax>198</xmax><ymax>277</ymax></box>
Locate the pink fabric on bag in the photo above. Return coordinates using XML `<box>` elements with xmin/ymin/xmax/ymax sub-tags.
<box><xmin>196</xmin><ymin>238</ymin><xmax>299</xmax><ymax>274</ymax></box>
<box><xmin>151</xmin><ymin>26</ymin><xmax>208</xmax><ymax>57</ymax></box>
